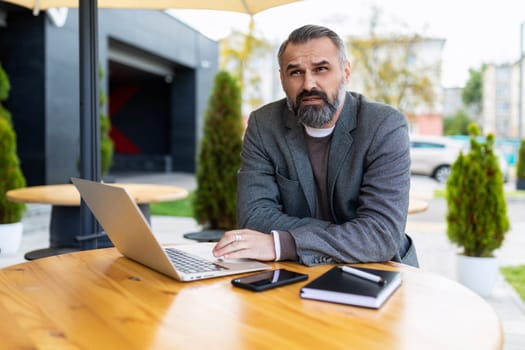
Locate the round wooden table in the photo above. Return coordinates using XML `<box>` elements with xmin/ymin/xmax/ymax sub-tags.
<box><xmin>408</xmin><ymin>197</ymin><xmax>429</xmax><ymax>214</ymax></box>
<box><xmin>0</xmin><ymin>248</ymin><xmax>503</xmax><ymax>349</ymax></box>
<box><xmin>6</xmin><ymin>183</ymin><xmax>188</xmax><ymax>206</ymax></box>
<box><xmin>6</xmin><ymin>183</ymin><xmax>188</xmax><ymax>259</ymax></box>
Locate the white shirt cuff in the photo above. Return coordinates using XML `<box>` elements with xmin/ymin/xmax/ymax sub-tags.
<box><xmin>271</xmin><ymin>230</ymin><xmax>281</xmax><ymax>261</ymax></box>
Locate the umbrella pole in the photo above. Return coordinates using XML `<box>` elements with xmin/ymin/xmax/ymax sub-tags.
<box><xmin>78</xmin><ymin>0</ymin><xmax>101</xmax><ymax>250</ymax></box>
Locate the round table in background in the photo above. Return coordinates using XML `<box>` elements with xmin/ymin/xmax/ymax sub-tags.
<box><xmin>6</xmin><ymin>183</ymin><xmax>188</xmax><ymax>259</ymax></box>
<box><xmin>408</xmin><ymin>197</ymin><xmax>429</xmax><ymax>214</ymax></box>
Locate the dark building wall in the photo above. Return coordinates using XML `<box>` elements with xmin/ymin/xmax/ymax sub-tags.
<box><xmin>0</xmin><ymin>6</ymin><xmax>46</xmax><ymax>185</ymax></box>
<box><xmin>170</xmin><ymin>67</ymin><xmax>196</xmax><ymax>171</ymax></box>
<box><xmin>195</xmin><ymin>34</ymin><xmax>219</xmax><ymax>143</ymax></box>
<box><xmin>0</xmin><ymin>5</ymin><xmax>218</xmax><ymax>185</ymax></box>
<box><xmin>98</xmin><ymin>9</ymin><xmax>219</xmax><ymax>174</ymax></box>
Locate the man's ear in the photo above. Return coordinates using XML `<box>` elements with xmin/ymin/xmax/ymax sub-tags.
<box><xmin>279</xmin><ymin>69</ymin><xmax>285</xmax><ymax>88</ymax></box>
<box><xmin>343</xmin><ymin>60</ymin><xmax>351</xmax><ymax>84</ymax></box>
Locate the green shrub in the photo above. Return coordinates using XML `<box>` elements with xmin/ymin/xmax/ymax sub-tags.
<box><xmin>516</xmin><ymin>139</ymin><xmax>525</xmax><ymax>179</ymax></box>
<box><xmin>99</xmin><ymin>66</ymin><xmax>114</xmax><ymax>176</ymax></box>
<box><xmin>192</xmin><ymin>71</ymin><xmax>243</xmax><ymax>229</ymax></box>
<box><xmin>0</xmin><ymin>62</ymin><xmax>9</xmax><ymax>101</ymax></box>
<box><xmin>0</xmin><ymin>62</ymin><xmax>26</xmax><ymax>223</ymax></box>
<box><xmin>100</xmin><ymin>109</ymin><xmax>114</xmax><ymax>175</ymax></box>
<box><xmin>445</xmin><ymin>123</ymin><xmax>509</xmax><ymax>257</ymax></box>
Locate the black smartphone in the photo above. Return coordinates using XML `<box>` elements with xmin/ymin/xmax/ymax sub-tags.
<box><xmin>231</xmin><ymin>269</ymin><xmax>308</xmax><ymax>292</ymax></box>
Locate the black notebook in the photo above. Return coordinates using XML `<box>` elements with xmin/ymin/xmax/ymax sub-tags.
<box><xmin>300</xmin><ymin>266</ymin><xmax>402</xmax><ymax>309</ymax></box>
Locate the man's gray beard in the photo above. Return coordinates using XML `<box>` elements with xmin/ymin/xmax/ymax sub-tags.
<box><xmin>297</xmin><ymin>103</ymin><xmax>336</xmax><ymax>128</ymax></box>
<box><xmin>288</xmin><ymin>85</ymin><xmax>345</xmax><ymax>128</ymax></box>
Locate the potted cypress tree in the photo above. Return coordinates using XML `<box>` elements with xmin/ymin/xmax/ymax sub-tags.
<box><xmin>446</xmin><ymin>123</ymin><xmax>510</xmax><ymax>296</ymax></box>
<box><xmin>184</xmin><ymin>70</ymin><xmax>243</xmax><ymax>242</ymax></box>
<box><xmin>516</xmin><ymin>139</ymin><xmax>525</xmax><ymax>190</ymax></box>
<box><xmin>0</xmin><ymin>62</ymin><xmax>26</xmax><ymax>255</ymax></box>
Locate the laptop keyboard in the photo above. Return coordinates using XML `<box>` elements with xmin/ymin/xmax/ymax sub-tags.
<box><xmin>165</xmin><ymin>247</ymin><xmax>226</xmax><ymax>274</ymax></box>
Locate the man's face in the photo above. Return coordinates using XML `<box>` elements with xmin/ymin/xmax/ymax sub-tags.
<box><xmin>279</xmin><ymin>37</ymin><xmax>351</xmax><ymax>128</ymax></box>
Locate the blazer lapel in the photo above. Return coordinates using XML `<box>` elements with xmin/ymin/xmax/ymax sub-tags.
<box><xmin>285</xmin><ymin>111</ymin><xmax>317</xmax><ymax>216</ymax></box>
<box><xmin>327</xmin><ymin>93</ymin><xmax>359</xmax><ymax>195</ymax></box>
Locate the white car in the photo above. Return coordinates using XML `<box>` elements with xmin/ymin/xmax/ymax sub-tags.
<box><xmin>409</xmin><ymin>135</ymin><xmax>509</xmax><ymax>184</ymax></box>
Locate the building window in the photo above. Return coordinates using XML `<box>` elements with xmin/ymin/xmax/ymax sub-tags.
<box><xmin>496</xmin><ymin>102</ymin><xmax>510</xmax><ymax>114</ymax></box>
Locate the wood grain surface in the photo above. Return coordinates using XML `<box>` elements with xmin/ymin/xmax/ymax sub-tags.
<box><xmin>0</xmin><ymin>248</ymin><xmax>503</xmax><ymax>349</ymax></box>
<box><xmin>6</xmin><ymin>183</ymin><xmax>188</xmax><ymax>206</ymax></box>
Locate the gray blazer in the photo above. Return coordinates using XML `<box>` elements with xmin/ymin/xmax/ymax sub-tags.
<box><xmin>237</xmin><ymin>92</ymin><xmax>418</xmax><ymax>267</ymax></box>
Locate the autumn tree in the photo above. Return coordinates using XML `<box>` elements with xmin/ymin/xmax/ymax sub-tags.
<box><xmin>346</xmin><ymin>9</ymin><xmax>437</xmax><ymax>114</ymax></box>
<box><xmin>219</xmin><ymin>17</ymin><xmax>273</xmax><ymax>114</ymax></box>
<box><xmin>462</xmin><ymin>65</ymin><xmax>485</xmax><ymax>116</ymax></box>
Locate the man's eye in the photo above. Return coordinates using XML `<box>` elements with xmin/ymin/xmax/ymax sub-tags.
<box><xmin>290</xmin><ymin>70</ymin><xmax>303</xmax><ymax>76</ymax></box>
<box><xmin>315</xmin><ymin>66</ymin><xmax>328</xmax><ymax>73</ymax></box>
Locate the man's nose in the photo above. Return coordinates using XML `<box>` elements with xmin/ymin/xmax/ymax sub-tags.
<box><xmin>302</xmin><ymin>71</ymin><xmax>317</xmax><ymax>90</ymax></box>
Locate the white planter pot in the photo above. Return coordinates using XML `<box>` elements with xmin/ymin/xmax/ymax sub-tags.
<box><xmin>456</xmin><ymin>254</ymin><xmax>498</xmax><ymax>297</ymax></box>
<box><xmin>0</xmin><ymin>222</ymin><xmax>23</xmax><ymax>255</ymax></box>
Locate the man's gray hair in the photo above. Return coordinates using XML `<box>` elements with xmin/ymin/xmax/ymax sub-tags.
<box><xmin>277</xmin><ymin>25</ymin><xmax>348</xmax><ymax>68</ymax></box>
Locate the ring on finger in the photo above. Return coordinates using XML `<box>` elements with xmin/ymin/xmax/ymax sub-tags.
<box><xmin>234</xmin><ymin>233</ymin><xmax>242</xmax><ymax>242</ymax></box>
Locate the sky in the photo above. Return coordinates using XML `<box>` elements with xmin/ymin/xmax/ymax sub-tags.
<box><xmin>168</xmin><ymin>0</ymin><xmax>525</xmax><ymax>88</ymax></box>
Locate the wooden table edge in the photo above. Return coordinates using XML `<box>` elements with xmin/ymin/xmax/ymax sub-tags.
<box><xmin>6</xmin><ymin>183</ymin><xmax>189</xmax><ymax>206</ymax></box>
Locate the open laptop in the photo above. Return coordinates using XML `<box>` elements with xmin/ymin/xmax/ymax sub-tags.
<box><xmin>71</xmin><ymin>177</ymin><xmax>270</xmax><ymax>281</ymax></box>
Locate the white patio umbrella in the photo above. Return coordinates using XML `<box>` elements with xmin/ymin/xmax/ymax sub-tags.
<box><xmin>0</xmin><ymin>0</ymin><xmax>300</xmax><ymax>250</ymax></box>
<box><xmin>3</xmin><ymin>0</ymin><xmax>300</xmax><ymax>15</ymax></box>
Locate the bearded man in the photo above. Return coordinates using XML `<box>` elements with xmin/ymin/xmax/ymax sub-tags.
<box><xmin>213</xmin><ymin>24</ymin><xmax>418</xmax><ymax>267</ymax></box>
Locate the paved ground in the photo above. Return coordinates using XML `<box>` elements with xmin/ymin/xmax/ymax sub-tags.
<box><xmin>1</xmin><ymin>172</ymin><xmax>524</xmax><ymax>349</ymax></box>
<box><xmin>409</xmin><ymin>175</ymin><xmax>525</xmax><ymax>350</ymax></box>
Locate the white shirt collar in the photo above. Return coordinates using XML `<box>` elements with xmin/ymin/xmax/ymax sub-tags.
<box><xmin>303</xmin><ymin>125</ymin><xmax>335</xmax><ymax>138</ymax></box>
